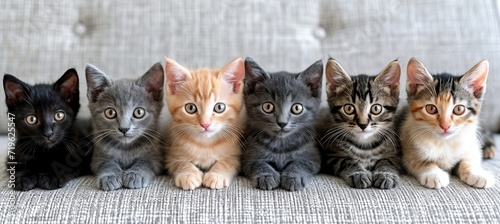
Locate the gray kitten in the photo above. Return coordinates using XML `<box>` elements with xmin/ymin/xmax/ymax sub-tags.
<box><xmin>241</xmin><ymin>57</ymin><xmax>322</xmax><ymax>191</ymax></box>
<box><xmin>86</xmin><ymin>63</ymin><xmax>164</xmax><ymax>191</ymax></box>
<box><xmin>321</xmin><ymin>58</ymin><xmax>401</xmax><ymax>189</ymax></box>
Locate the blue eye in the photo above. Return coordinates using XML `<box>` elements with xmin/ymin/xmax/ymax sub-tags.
<box><xmin>214</xmin><ymin>103</ymin><xmax>226</xmax><ymax>113</ymax></box>
<box><xmin>185</xmin><ymin>103</ymin><xmax>197</xmax><ymax>114</ymax></box>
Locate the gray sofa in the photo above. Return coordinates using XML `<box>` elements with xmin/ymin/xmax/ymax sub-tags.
<box><xmin>1</xmin><ymin>1</ymin><xmax>500</xmax><ymax>223</ymax></box>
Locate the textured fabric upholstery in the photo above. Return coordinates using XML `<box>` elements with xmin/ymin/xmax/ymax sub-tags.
<box><xmin>1</xmin><ymin>0</ymin><xmax>500</xmax><ymax>223</ymax></box>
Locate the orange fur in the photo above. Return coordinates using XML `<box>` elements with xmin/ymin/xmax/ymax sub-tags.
<box><xmin>162</xmin><ymin>58</ymin><xmax>246</xmax><ymax>190</ymax></box>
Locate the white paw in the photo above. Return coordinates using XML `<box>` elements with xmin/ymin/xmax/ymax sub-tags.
<box><xmin>460</xmin><ymin>170</ymin><xmax>495</xmax><ymax>188</ymax></box>
<box><xmin>419</xmin><ymin>169</ymin><xmax>450</xmax><ymax>189</ymax></box>
<box><xmin>202</xmin><ymin>172</ymin><xmax>232</xmax><ymax>189</ymax></box>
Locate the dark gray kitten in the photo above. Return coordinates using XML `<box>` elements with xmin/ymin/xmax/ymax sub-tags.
<box><xmin>86</xmin><ymin>63</ymin><xmax>164</xmax><ymax>191</ymax></box>
<box><xmin>241</xmin><ymin>57</ymin><xmax>322</xmax><ymax>191</ymax></box>
<box><xmin>321</xmin><ymin>58</ymin><xmax>401</xmax><ymax>189</ymax></box>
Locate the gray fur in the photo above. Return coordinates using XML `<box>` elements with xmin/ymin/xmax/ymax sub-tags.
<box><xmin>321</xmin><ymin>59</ymin><xmax>401</xmax><ymax>189</ymax></box>
<box><xmin>86</xmin><ymin>63</ymin><xmax>164</xmax><ymax>191</ymax></box>
<box><xmin>241</xmin><ymin>57</ymin><xmax>322</xmax><ymax>191</ymax></box>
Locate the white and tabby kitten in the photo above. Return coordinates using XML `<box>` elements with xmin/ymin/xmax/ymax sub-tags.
<box><xmin>321</xmin><ymin>58</ymin><xmax>401</xmax><ymax>189</ymax></box>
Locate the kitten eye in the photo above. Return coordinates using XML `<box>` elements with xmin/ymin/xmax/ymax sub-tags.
<box><xmin>370</xmin><ymin>104</ymin><xmax>382</xmax><ymax>115</ymax></box>
<box><xmin>262</xmin><ymin>102</ymin><xmax>274</xmax><ymax>113</ymax></box>
<box><xmin>214</xmin><ymin>103</ymin><xmax>226</xmax><ymax>113</ymax></box>
<box><xmin>453</xmin><ymin>105</ymin><xmax>466</xmax><ymax>115</ymax></box>
<box><xmin>133</xmin><ymin>107</ymin><xmax>146</xmax><ymax>118</ymax></box>
<box><xmin>54</xmin><ymin>111</ymin><xmax>65</xmax><ymax>121</ymax></box>
<box><xmin>343</xmin><ymin>104</ymin><xmax>355</xmax><ymax>115</ymax></box>
<box><xmin>291</xmin><ymin>103</ymin><xmax>303</xmax><ymax>115</ymax></box>
<box><xmin>425</xmin><ymin>105</ymin><xmax>437</xmax><ymax>114</ymax></box>
<box><xmin>104</xmin><ymin>108</ymin><xmax>117</xmax><ymax>119</ymax></box>
<box><xmin>25</xmin><ymin>115</ymin><xmax>37</xmax><ymax>125</ymax></box>
<box><xmin>185</xmin><ymin>103</ymin><xmax>197</xmax><ymax>114</ymax></box>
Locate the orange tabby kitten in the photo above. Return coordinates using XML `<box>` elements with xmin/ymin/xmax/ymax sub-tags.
<box><xmin>163</xmin><ymin>57</ymin><xmax>245</xmax><ymax>190</ymax></box>
<box><xmin>401</xmin><ymin>58</ymin><xmax>495</xmax><ymax>189</ymax></box>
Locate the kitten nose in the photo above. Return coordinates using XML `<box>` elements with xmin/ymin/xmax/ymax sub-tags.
<box><xmin>43</xmin><ymin>131</ymin><xmax>54</xmax><ymax>139</ymax></box>
<box><xmin>440</xmin><ymin>124</ymin><xmax>450</xmax><ymax>132</ymax></box>
<box><xmin>200</xmin><ymin>123</ymin><xmax>210</xmax><ymax>131</ymax></box>
<box><xmin>358</xmin><ymin>123</ymin><xmax>368</xmax><ymax>130</ymax></box>
<box><xmin>118</xmin><ymin>127</ymin><xmax>129</xmax><ymax>134</ymax></box>
<box><xmin>277</xmin><ymin>122</ymin><xmax>287</xmax><ymax>128</ymax></box>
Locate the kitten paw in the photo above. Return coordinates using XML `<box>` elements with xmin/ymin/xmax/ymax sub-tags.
<box><xmin>14</xmin><ymin>175</ymin><xmax>38</xmax><ymax>191</ymax></box>
<box><xmin>280</xmin><ymin>174</ymin><xmax>306</xmax><ymax>191</ymax></box>
<box><xmin>99</xmin><ymin>175</ymin><xmax>123</xmax><ymax>191</ymax></box>
<box><xmin>372</xmin><ymin>172</ymin><xmax>400</xmax><ymax>189</ymax></box>
<box><xmin>419</xmin><ymin>169</ymin><xmax>449</xmax><ymax>189</ymax></box>
<box><xmin>123</xmin><ymin>171</ymin><xmax>151</xmax><ymax>189</ymax></box>
<box><xmin>38</xmin><ymin>174</ymin><xmax>63</xmax><ymax>190</ymax></box>
<box><xmin>202</xmin><ymin>172</ymin><xmax>231</xmax><ymax>189</ymax></box>
<box><xmin>460</xmin><ymin>170</ymin><xmax>495</xmax><ymax>188</ymax></box>
<box><xmin>346</xmin><ymin>171</ymin><xmax>372</xmax><ymax>189</ymax></box>
<box><xmin>255</xmin><ymin>173</ymin><xmax>280</xmax><ymax>190</ymax></box>
<box><xmin>483</xmin><ymin>145</ymin><xmax>496</xmax><ymax>159</ymax></box>
<box><xmin>175</xmin><ymin>172</ymin><xmax>203</xmax><ymax>190</ymax></box>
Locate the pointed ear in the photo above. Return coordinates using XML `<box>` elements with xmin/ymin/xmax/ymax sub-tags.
<box><xmin>298</xmin><ymin>60</ymin><xmax>323</xmax><ymax>98</ymax></box>
<box><xmin>325</xmin><ymin>58</ymin><xmax>351</xmax><ymax>97</ymax></box>
<box><xmin>406</xmin><ymin>58</ymin><xmax>433</xmax><ymax>96</ymax></box>
<box><xmin>374</xmin><ymin>60</ymin><xmax>400</xmax><ymax>97</ymax></box>
<box><xmin>136</xmin><ymin>62</ymin><xmax>164</xmax><ymax>101</ymax></box>
<box><xmin>244</xmin><ymin>57</ymin><xmax>269</xmax><ymax>94</ymax></box>
<box><xmin>219</xmin><ymin>57</ymin><xmax>245</xmax><ymax>94</ymax></box>
<box><xmin>86</xmin><ymin>64</ymin><xmax>112</xmax><ymax>103</ymax></box>
<box><xmin>164</xmin><ymin>57</ymin><xmax>191</xmax><ymax>95</ymax></box>
<box><xmin>54</xmin><ymin>68</ymin><xmax>79</xmax><ymax>103</ymax></box>
<box><xmin>3</xmin><ymin>74</ymin><xmax>31</xmax><ymax>107</ymax></box>
<box><xmin>459</xmin><ymin>60</ymin><xmax>488</xmax><ymax>99</ymax></box>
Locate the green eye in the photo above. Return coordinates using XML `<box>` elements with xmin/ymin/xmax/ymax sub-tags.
<box><xmin>104</xmin><ymin>108</ymin><xmax>117</xmax><ymax>119</ymax></box>
<box><xmin>214</xmin><ymin>103</ymin><xmax>226</xmax><ymax>113</ymax></box>
<box><xmin>291</xmin><ymin>103</ymin><xmax>303</xmax><ymax>115</ymax></box>
<box><xmin>25</xmin><ymin>115</ymin><xmax>37</xmax><ymax>125</ymax></box>
<box><xmin>262</xmin><ymin>102</ymin><xmax>274</xmax><ymax>113</ymax></box>
<box><xmin>133</xmin><ymin>107</ymin><xmax>146</xmax><ymax>118</ymax></box>
<box><xmin>370</xmin><ymin>104</ymin><xmax>382</xmax><ymax>115</ymax></box>
<box><xmin>185</xmin><ymin>103</ymin><xmax>197</xmax><ymax>114</ymax></box>
<box><xmin>343</xmin><ymin>104</ymin><xmax>355</xmax><ymax>115</ymax></box>
<box><xmin>54</xmin><ymin>111</ymin><xmax>65</xmax><ymax>121</ymax></box>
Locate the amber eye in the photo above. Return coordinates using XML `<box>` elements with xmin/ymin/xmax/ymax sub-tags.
<box><xmin>25</xmin><ymin>115</ymin><xmax>37</xmax><ymax>125</ymax></box>
<box><xmin>343</xmin><ymin>104</ymin><xmax>355</xmax><ymax>115</ymax></box>
<box><xmin>291</xmin><ymin>103</ymin><xmax>303</xmax><ymax>115</ymax></box>
<box><xmin>425</xmin><ymin>105</ymin><xmax>437</xmax><ymax>114</ymax></box>
<box><xmin>453</xmin><ymin>105</ymin><xmax>466</xmax><ymax>115</ymax></box>
<box><xmin>54</xmin><ymin>111</ymin><xmax>65</xmax><ymax>121</ymax></box>
<box><xmin>214</xmin><ymin>103</ymin><xmax>226</xmax><ymax>113</ymax></box>
<box><xmin>262</xmin><ymin>102</ymin><xmax>274</xmax><ymax>113</ymax></box>
<box><xmin>370</xmin><ymin>104</ymin><xmax>382</xmax><ymax>115</ymax></box>
<box><xmin>185</xmin><ymin>103</ymin><xmax>197</xmax><ymax>114</ymax></box>
<box><xmin>133</xmin><ymin>107</ymin><xmax>146</xmax><ymax>118</ymax></box>
<box><xmin>104</xmin><ymin>108</ymin><xmax>117</xmax><ymax>119</ymax></box>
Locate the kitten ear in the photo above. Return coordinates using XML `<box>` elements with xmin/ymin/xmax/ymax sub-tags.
<box><xmin>325</xmin><ymin>58</ymin><xmax>352</xmax><ymax>97</ymax></box>
<box><xmin>244</xmin><ymin>57</ymin><xmax>270</xmax><ymax>94</ymax></box>
<box><xmin>459</xmin><ymin>60</ymin><xmax>489</xmax><ymax>99</ymax></box>
<box><xmin>86</xmin><ymin>64</ymin><xmax>112</xmax><ymax>103</ymax></box>
<box><xmin>406</xmin><ymin>58</ymin><xmax>433</xmax><ymax>96</ymax></box>
<box><xmin>219</xmin><ymin>57</ymin><xmax>245</xmax><ymax>94</ymax></box>
<box><xmin>136</xmin><ymin>62</ymin><xmax>164</xmax><ymax>101</ymax></box>
<box><xmin>297</xmin><ymin>60</ymin><xmax>323</xmax><ymax>98</ymax></box>
<box><xmin>374</xmin><ymin>60</ymin><xmax>401</xmax><ymax>97</ymax></box>
<box><xmin>164</xmin><ymin>57</ymin><xmax>191</xmax><ymax>95</ymax></box>
<box><xmin>3</xmin><ymin>74</ymin><xmax>31</xmax><ymax>107</ymax></box>
<box><xmin>53</xmin><ymin>68</ymin><xmax>79</xmax><ymax>103</ymax></box>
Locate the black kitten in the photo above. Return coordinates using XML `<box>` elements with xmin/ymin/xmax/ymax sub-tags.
<box><xmin>4</xmin><ymin>70</ymin><xmax>92</xmax><ymax>191</ymax></box>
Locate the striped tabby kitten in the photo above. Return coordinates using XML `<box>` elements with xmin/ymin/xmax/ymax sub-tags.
<box><xmin>163</xmin><ymin>57</ymin><xmax>245</xmax><ymax>190</ymax></box>
<box><xmin>321</xmin><ymin>59</ymin><xmax>401</xmax><ymax>189</ymax></box>
<box><xmin>401</xmin><ymin>58</ymin><xmax>495</xmax><ymax>189</ymax></box>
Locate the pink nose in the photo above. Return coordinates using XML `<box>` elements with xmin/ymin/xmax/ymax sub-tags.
<box><xmin>201</xmin><ymin>123</ymin><xmax>210</xmax><ymax>131</ymax></box>
<box><xmin>440</xmin><ymin>124</ymin><xmax>450</xmax><ymax>132</ymax></box>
